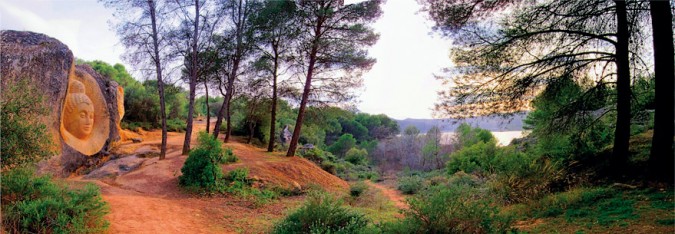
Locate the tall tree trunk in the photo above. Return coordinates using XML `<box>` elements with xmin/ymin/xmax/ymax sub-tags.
<box><xmin>148</xmin><ymin>0</ymin><xmax>168</xmax><ymax>160</ymax></box>
<box><xmin>225</xmin><ymin>0</ymin><xmax>244</xmax><ymax>143</ymax></box>
<box><xmin>286</xmin><ymin>44</ymin><xmax>318</xmax><ymax>156</ymax></box>
<box><xmin>611</xmin><ymin>0</ymin><xmax>631</xmax><ymax>173</ymax></box>
<box><xmin>648</xmin><ymin>0</ymin><xmax>675</xmax><ymax>184</ymax></box>
<box><xmin>182</xmin><ymin>0</ymin><xmax>199</xmax><ymax>155</ymax></box>
<box><xmin>267</xmin><ymin>44</ymin><xmax>280</xmax><ymax>152</ymax></box>
<box><xmin>224</xmin><ymin>60</ymin><xmax>238</xmax><ymax>143</ymax></box>
<box><xmin>247</xmin><ymin>122</ymin><xmax>254</xmax><ymax>144</ymax></box>
<box><xmin>204</xmin><ymin>81</ymin><xmax>210</xmax><ymax>133</ymax></box>
<box><xmin>213</xmin><ymin>82</ymin><xmax>227</xmax><ymax>138</ymax></box>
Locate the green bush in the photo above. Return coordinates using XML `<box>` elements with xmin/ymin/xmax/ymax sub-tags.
<box><xmin>327</xmin><ymin>133</ymin><xmax>357</xmax><ymax>157</ymax></box>
<box><xmin>321</xmin><ymin>161</ymin><xmax>338</xmax><ymax>175</ymax></box>
<box><xmin>446</xmin><ymin>140</ymin><xmax>498</xmax><ymax>175</ymax></box>
<box><xmin>2</xmin><ymin>169</ymin><xmax>109</xmax><ymax>233</ymax></box>
<box><xmin>350</xmin><ymin>181</ymin><xmax>369</xmax><ymax>197</ymax></box>
<box><xmin>299</xmin><ymin>147</ymin><xmax>335</xmax><ymax>164</ymax></box>
<box><xmin>166</xmin><ymin>118</ymin><xmax>187</xmax><ymax>132</ymax></box>
<box><xmin>382</xmin><ymin>185</ymin><xmax>512</xmax><ymax>233</ymax></box>
<box><xmin>1</xmin><ymin>79</ymin><xmax>55</xmax><ymax>170</ymax></box>
<box><xmin>345</xmin><ymin>147</ymin><xmax>368</xmax><ymax>165</ymax></box>
<box><xmin>179</xmin><ymin>132</ymin><xmax>233</xmax><ymax>192</ymax></box>
<box><xmin>223</xmin><ymin>168</ymin><xmax>277</xmax><ymax>205</ymax></box>
<box><xmin>491</xmin><ymin>156</ymin><xmax>564</xmax><ymax>204</ymax></box>
<box><xmin>272</xmin><ymin>191</ymin><xmax>369</xmax><ymax>234</ymax></box>
<box><xmin>397</xmin><ymin>175</ymin><xmax>424</xmax><ymax>195</ymax></box>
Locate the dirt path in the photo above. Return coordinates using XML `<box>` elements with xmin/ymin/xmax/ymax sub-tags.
<box><xmin>73</xmin><ymin>120</ymin><xmax>344</xmax><ymax>233</ymax></box>
<box><xmin>365</xmin><ymin>180</ymin><xmax>408</xmax><ymax>210</ymax></box>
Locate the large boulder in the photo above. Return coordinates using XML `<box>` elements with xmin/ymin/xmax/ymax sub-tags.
<box><xmin>1</xmin><ymin>30</ymin><xmax>123</xmax><ymax>176</ymax></box>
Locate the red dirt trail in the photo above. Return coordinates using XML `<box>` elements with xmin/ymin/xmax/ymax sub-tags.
<box><xmin>72</xmin><ymin>120</ymin><xmax>345</xmax><ymax>233</ymax></box>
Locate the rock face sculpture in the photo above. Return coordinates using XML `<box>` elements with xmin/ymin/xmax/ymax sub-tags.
<box><xmin>1</xmin><ymin>30</ymin><xmax>123</xmax><ymax>175</ymax></box>
<box><xmin>60</xmin><ymin>71</ymin><xmax>111</xmax><ymax>155</ymax></box>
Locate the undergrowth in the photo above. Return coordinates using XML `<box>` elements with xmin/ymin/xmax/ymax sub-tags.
<box><xmin>1</xmin><ymin>169</ymin><xmax>109</xmax><ymax>233</ymax></box>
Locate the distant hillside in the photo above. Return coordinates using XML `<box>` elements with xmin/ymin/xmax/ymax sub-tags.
<box><xmin>396</xmin><ymin>113</ymin><xmax>526</xmax><ymax>133</ymax></box>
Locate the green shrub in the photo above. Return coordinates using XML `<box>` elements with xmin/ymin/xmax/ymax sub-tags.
<box><xmin>166</xmin><ymin>118</ymin><xmax>187</xmax><ymax>132</ymax></box>
<box><xmin>222</xmin><ymin>148</ymin><xmax>239</xmax><ymax>163</ymax></box>
<box><xmin>1</xmin><ymin>79</ymin><xmax>55</xmax><ymax>170</ymax></box>
<box><xmin>223</xmin><ymin>168</ymin><xmax>277</xmax><ymax>205</ymax></box>
<box><xmin>350</xmin><ymin>181</ymin><xmax>369</xmax><ymax>197</ymax></box>
<box><xmin>382</xmin><ymin>185</ymin><xmax>512</xmax><ymax>233</ymax></box>
<box><xmin>397</xmin><ymin>175</ymin><xmax>424</xmax><ymax>195</ymax></box>
<box><xmin>345</xmin><ymin>147</ymin><xmax>368</xmax><ymax>165</ymax></box>
<box><xmin>491</xmin><ymin>159</ymin><xmax>564</xmax><ymax>204</ymax></box>
<box><xmin>327</xmin><ymin>133</ymin><xmax>357</xmax><ymax>157</ymax></box>
<box><xmin>299</xmin><ymin>147</ymin><xmax>335</xmax><ymax>164</ymax></box>
<box><xmin>179</xmin><ymin>132</ymin><xmax>232</xmax><ymax>192</ymax></box>
<box><xmin>272</xmin><ymin>191</ymin><xmax>369</xmax><ymax>234</ymax></box>
<box><xmin>446</xmin><ymin>140</ymin><xmax>498</xmax><ymax>175</ymax></box>
<box><xmin>321</xmin><ymin>161</ymin><xmax>337</xmax><ymax>174</ymax></box>
<box><xmin>2</xmin><ymin>169</ymin><xmax>109</xmax><ymax>233</ymax></box>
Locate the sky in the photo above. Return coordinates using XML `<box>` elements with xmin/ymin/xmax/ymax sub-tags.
<box><xmin>1</xmin><ymin>0</ymin><xmax>453</xmax><ymax>120</ymax></box>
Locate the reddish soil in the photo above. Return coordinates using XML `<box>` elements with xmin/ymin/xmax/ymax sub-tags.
<box><xmin>365</xmin><ymin>180</ymin><xmax>409</xmax><ymax>210</ymax></box>
<box><xmin>72</xmin><ymin>120</ymin><xmax>346</xmax><ymax>233</ymax></box>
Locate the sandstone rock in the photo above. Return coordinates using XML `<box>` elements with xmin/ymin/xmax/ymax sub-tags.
<box><xmin>83</xmin><ymin>156</ymin><xmax>146</xmax><ymax>179</ymax></box>
<box><xmin>1</xmin><ymin>30</ymin><xmax>123</xmax><ymax>176</ymax></box>
<box><xmin>131</xmin><ymin>137</ymin><xmax>143</xmax><ymax>143</ymax></box>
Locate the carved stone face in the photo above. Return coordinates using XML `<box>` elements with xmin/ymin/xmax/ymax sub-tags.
<box><xmin>65</xmin><ymin>93</ymin><xmax>95</xmax><ymax>139</ymax></box>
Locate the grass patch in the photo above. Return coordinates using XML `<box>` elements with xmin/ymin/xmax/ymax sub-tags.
<box><xmin>347</xmin><ymin>182</ymin><xmax>400</xmax><ymax>225</ymax></box>
<box><xmin>223</xmin><ymin>168</ymin><xmax>277</xmax><ymax>206</ymax></box>
<box><xmin>512</xmin><ymin>186</ymin><xmax>675</xmax><ymax>233</ymax></box>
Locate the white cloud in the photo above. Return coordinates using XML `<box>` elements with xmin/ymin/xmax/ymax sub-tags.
<box><xmin>1</xmin><ymin>1</ymin><xmax>82</xmax><ymax>53</ymax></box>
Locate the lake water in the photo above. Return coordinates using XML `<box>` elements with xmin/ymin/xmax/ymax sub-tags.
<box><xmin>441</xmin><ymin>131</ymin><xmax>529</xmax><ymax>146</ymax></box>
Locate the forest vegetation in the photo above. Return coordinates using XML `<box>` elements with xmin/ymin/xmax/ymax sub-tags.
<box><xmin>1</xmin><ymin>0</ymin><xmax>673</xmax><ymax>233</ymax></box>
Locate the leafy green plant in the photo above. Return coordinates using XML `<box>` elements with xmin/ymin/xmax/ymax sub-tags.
<box><xmin>345</xmin><ymin>147</ymin><xmax>368</xmax><ymax>165</ymax></box>
<box><xmin>2</xmin><ymin>169</ymin><xmax>109</xmax><ymax>233</ymax></box>
<box><xmin>1</xmin><ymin>79</ymin><xmax>55</xmax><ymax>170</ymax></box>
<box><xmin>382</xmin><ymin>185</ymin><xmax>512</xmax><ymax>233</ymax></box>
<box><xmin>179</xmin><ymin>132</ymin><xmax>233</xmax><ymax>192</ymax></box>
<box><xmin>350</xmin><ymin>181</ymin><xmax>369</xmax><ymax>197</ymax></box>
<box><xmin>166</xmin><ymin>118</ymin><xmax>187</xmax><ymax>132</ymax></box>
<box><xmin>397</xmin><ymin>175</ymin><xmax>424</xmax><ymax>195</ymax></box>
<box><xmin>223</xmin><ymin>168</ymin><xmax>277</xmax><ymax>205</ymax></box>
<box><xmin>272</xmin><ymin>191</ymin><xmax>369</xmax><ymax>234</ymax></box>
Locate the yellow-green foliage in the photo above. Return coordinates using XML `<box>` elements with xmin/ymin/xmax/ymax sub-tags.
<box><xmin>2</xmin><ymin>169</ymin><xmax>109</xmax><ymax>233</ymax></box>
<box><xmin>179</xmin><ymin>132</ymin><xmax>236</xmax><ymax>192</ymax></box>
<box><xmin>1</xmin><ymin>79</ymin><xmax>54</xmax><ymax>170</ymax></box>
<box><xmin>381</xmin><ymin>185</ymin><xmax>512</xmax><ymax>233</ymax></box>
<box><xmin>272</xmin><ymin>191</ymin><xmax>369</xmax><ymax>233</ymax></box>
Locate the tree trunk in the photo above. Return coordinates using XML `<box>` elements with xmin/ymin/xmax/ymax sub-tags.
<box><xmin>204</xmin><ymin>81</ymin><xmax>210</xmax><ymax>133</ymax></box>
<box><xmin>213</xmin><ymin>82</ymin><xmax>227</xmax><ymax>138</ymax></box>
<box><xmin>611</xmin><ymin>0</ymin><xmax>631</xmax><ymax>173</ymax></box>
<box><xmin>247</xmin><ymin>122</ymin><xmax>254</xmax><ymax>144</ymax></box>
<box><xmin>148</xmin><ymin>0</ymin><xmax>168</xmax><ymax>160</ymax></box>
<box><xmin>224</xmin><ymin>62</ymin><xmax>237</xmax><ymax>143</ymax></box>
<box><xmin>286</xmin><ymin>44</ymin><xmax>318</xmax><ymax>156</ymax></box>
<box><xmin>648</xmin><ymin>0</ymin><xmax>675</xmax><ymax>184</ymax></box>
<box><xmin>182</xmin><ymin>0</ymin><xmax>199</xmax><ymax>155</ymax></box>
<box><xmin>267</xmin><ymin>45</ymin><xmax>280</xmax><ymax>152</ymax></box>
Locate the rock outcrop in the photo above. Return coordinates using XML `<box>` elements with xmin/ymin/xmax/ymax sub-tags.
<box><xmin>1</xmin><ymin>30</ymin><xmax>123</xmax><ymax>176</ymax></box>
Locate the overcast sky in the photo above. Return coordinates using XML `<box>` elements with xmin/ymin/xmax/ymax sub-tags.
<box><xmin>1</xmin><ymin>0</ymin><xmax>452</xmax><ymax>120</ymax></box>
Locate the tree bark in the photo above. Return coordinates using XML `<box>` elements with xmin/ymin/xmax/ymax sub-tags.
<box><xmin>204</xmin><ymin>81</ymin><xmax>210</xmax><ymax>133</ymax></box>
<box><xmin>286</xmin><ymin>43</ymin><xmax>318</xmax><ymax>156</ymax></box>
<box><xmin>148</xmin><ymin>0</ymin><xmax>168</xmax><ymax>160</ymax></box>
<box><xmin>182</xmin><ymin>0</ymin><xmax>199</xmax><ymax>155</ymax></box>
<box><xmin>213</xmin><ymin>80</ymin><xmax>227</xmax><ymax>138</ymax></box>
<box><xmin>267</xmin><ymin>43</ymin><xmax>280</xmax><ymax>152</ymax></box>
<box><xmin>611</xmin><ymin>0</ymin><xmax>631</xmax><ymax>173</ymax></box>
<box><xmin>224</xmin><ymin>59</ymin><xmax>238</xmax><ymax>143</ymax></box>
<box><xmin>648</xmin><ymin>0</ymin><xmax>675</xmax><ymax>184</ymax></box>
